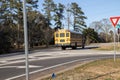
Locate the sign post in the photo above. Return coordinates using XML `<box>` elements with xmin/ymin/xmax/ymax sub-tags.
<box><xmin>110</xmin><ymin>16</ymin><xmax>120</xmax><ymax>62</ymax></box>
<box><xmin>23</xmin><ymin>0</ymin><xmax>29</xmax><ymax>80</ymax></box>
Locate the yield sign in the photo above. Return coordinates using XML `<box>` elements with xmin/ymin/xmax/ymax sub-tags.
<box><xmin>110</xmin><ymin>16</ymin><xmax>120</xmax><ymax>27</ymax></box>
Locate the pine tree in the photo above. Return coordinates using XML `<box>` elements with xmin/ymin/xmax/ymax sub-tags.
<box><xmin>54</xmin><ymin>3</ymin><xmax>65</xmax><ymax>30</ymax></box>
<box><xmin>0</xmin><ymin>0</ymin><xmax>38</xmax><ymax>51</ymax></box>
<box><xmin>69</xmin><ymin>2</ymin><xmax>87</xmax><ymax>32</ymax></box>
<box><xmin>43</xmin><ymin>0</ymin><xmax>56</xmax><ymax>26</ymax></box>
<box><xmin>42</xmin><ymin>0</ymin><xmax>56</xmax><ymax>47</ymax></box>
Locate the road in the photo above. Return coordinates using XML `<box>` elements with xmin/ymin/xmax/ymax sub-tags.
<box><xmin>0</xmin><ymin>46</ymin><xmax>120</xmax><ymax>80</ymax></box>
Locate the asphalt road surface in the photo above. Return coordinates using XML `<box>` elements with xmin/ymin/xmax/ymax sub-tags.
<box><xmin>0</xmin><ymin>47</ymin><xmax>120</xmax><ymax>80</ymax></box>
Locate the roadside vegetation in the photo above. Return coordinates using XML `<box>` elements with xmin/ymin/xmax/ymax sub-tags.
<box><xmin>0</xmin><ymin>0</ymin><xmax>116</xmax><ymax>54</ymax></box>
<box><xmin>42</xmin><ymin>58</ymin><xmax>120</xmax><ymax>80</ymax></box>
<box><xmin>0</xmin><ymin>0</ymin><xmax>87</xmax><ymax>54</ymax></box>
<box><xmin>95</xmin><ymin>43</ymin><xmax>120</xmax><ymax>51</ymax></box>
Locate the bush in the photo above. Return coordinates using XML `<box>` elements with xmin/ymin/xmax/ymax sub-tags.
<box><xmin>0</xmin><ymin>31</ymin><xmax>12</xmax><ymax>54</ymax></box>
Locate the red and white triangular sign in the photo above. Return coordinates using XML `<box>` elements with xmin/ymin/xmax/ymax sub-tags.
<box><xmin>110</xmin><ymin>16</ymin><xmax>120</xmax><ymax>27</ymax></box>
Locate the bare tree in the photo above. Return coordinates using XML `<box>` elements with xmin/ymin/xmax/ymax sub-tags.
<box><xmin>89</xmin><ymin>21</ymin><xmax>102</xmax><ymax>32</ymax></box>
<box><xmin>100</xmin><ymin>18</ymin><xmax>112</xmax><ymax>42</ymax></box>
<box><xmin>89</xmin><ymin>18</ymin><xmax>113</xmax><ymax>42</ymax></box>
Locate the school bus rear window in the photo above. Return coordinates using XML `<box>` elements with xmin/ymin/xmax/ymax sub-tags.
<box><xmin>60</xmin><ymin>33</ymin><xmax>64</xmax><ymax>37</ymax></box>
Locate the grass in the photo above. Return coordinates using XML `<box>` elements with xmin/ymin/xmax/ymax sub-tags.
<box><xmin>95</xmin><ymin>43</ymin><xmax>120</xmax><ymax>51</ymax></box>
<box><xmin>41</xmin><ymin>58</ymin><xmax>120</xmax><ymax>80</ymax></box>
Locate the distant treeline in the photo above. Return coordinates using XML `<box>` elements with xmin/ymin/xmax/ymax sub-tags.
<box><xmin>0</xmin><ymin>0</ymin><xmax>87</xmax><ymax>54</ymax></box>
<box><xmin>0</xmin><ymin>0</ymin><xmax>114</xmax><ymax>54</ymax></box>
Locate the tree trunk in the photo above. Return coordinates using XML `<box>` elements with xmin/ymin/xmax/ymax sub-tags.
<box><xmin>17</xmin><ymin>24</ymin><xmax>20</xmax><ymax>49</ymax></box>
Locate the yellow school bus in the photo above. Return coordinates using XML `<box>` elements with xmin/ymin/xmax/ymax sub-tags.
<box><xmin>54</xmin><ymin>29</ymin><xmax>85</xmax><ymax>50</ymax></box>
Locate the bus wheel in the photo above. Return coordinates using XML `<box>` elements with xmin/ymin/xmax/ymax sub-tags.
<box><xmin>61</xmin><ymin>46</ymin><xmax>66</xmax><ymax>50</ymax></box>
<box><xmin>82</xmin><ymin>45</ymin><xmax>85</xmax><ymax>49</ymax></box>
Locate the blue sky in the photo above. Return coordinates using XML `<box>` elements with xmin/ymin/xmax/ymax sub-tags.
<box><xmin>38</xmin><ymin>0</ymin><xmax>120</xmax><ymax>27</ymax></box>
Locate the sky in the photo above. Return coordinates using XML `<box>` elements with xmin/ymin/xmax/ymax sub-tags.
<box><xmin>38</xmin><ymin>0</ymin><xmax>120</xmax><ymax>27</ymax></box>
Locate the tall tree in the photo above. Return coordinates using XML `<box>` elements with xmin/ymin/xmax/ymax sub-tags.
<box><xmin>42</xmin><ymin>0</ymin><xmax>55</xmax><ymax>26</ymax></box>
<box><xmin>69</xmin><ymin>2</ymin><xmax>87</xmax><ymax>32</ymax></box>
<box><xmin>0</xmin><ymin>0</ymin><xmax>38</xmax><ymax>50</ymax></box>
<box><xmin>42</xmin><ymin>0</ymin><xmax>56</xmax><ymax>47</ymax></box>
<box><xmin>53</xmin><ymin>3</ymin><xmax>65</xmax><ymax>30</ymax></box>
<box><xmin>27</xmin><ymin>11</ymin><xmax>49</xmax><ymax>48</ymax></box>
<box><xmin>15</xmin><ymin>0</ymin><xmax>38</xmax><ymax>48</ymax></box>
<box><xmin>0</xmin><ymin>0</ymin><xmax>17</xmax><ymax>50</ymax></box>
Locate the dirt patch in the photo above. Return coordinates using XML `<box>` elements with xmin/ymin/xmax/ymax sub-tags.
<box><xmin>41</xmin><ymin>59</ymin><xmax>120</xmax><ymax>80</ymax></box>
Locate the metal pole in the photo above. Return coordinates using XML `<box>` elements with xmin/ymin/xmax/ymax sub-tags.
<box><xmin>23</xmin><ymin>0</ymin><xmax>29</xmax><ymax>80</ymax></box>
<box><xmin>114</xmin><ymin>28</ymin><xmax>116</xmax><ymax>62</ymax></box>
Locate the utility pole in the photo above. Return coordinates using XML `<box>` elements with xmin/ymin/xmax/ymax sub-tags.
<box><xmin>23</xmin><ymin>0</ymin><xmax>29</xmax><ymax>80</ymax></box>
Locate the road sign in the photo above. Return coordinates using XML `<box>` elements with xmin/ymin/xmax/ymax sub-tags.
<box><xmin>110</xmin><ymin>16</ymin><xmax>120</xmax><ymax>62</ymax></box>
<box><xmin>116</xmin><ymin>24</ymin><xmax>120</xmax><ymax>29</ymax></box>
<box><xmin>52</xmin><ymin>73</ymin><xmax>56</xmax><ymax>78</ymax></box>
<box><xmin>110</xmin><ymin>16</ymin><xmax>120</xmax><ymax>27</ymax></box>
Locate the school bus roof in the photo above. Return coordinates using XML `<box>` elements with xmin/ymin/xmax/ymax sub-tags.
<box><xmin>56</xmin><ymin>29</ymin><xmax>82</xmax><ymax>34</ymax></box>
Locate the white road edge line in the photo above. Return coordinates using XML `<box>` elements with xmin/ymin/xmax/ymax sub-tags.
<box><xmin>5</xmin><ymin>57</ymin><xmax>93</xmax><ymax>80</ymax></box>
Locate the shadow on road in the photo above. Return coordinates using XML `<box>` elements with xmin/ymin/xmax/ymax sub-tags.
<box><xmin>67</xmin><ymin>46</ymin><xmax>99</xmax><ymax>50</ymax></box>
<box><xmin>80</xmin><ymin>46</ymin><xmax>99</xmax><ymax>50</ymax></box>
